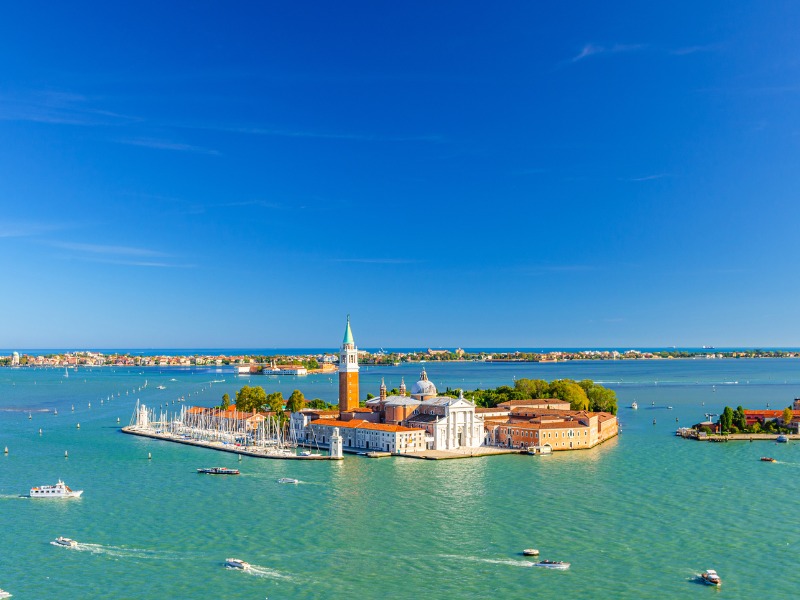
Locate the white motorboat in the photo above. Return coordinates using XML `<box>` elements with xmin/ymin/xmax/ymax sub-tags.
<box><xmin>277</xmin><ymin>477</ymin><xmax>299</xmax><ymax>484</ymax></box>
<box><xmin>522</xmin><ymin>548</ymin><xmax>539</xmax><ymax>556</ymax></box>
<box><xmin>30</xmin><ymin>480</ymin><xmax>83</xmax><ymax>498</ymax></box>
<box><xmin>533</xmin><ymin>560</ymin><xmax>570</xmax><ymax>569</ymax></box>
<box><xmin>224</xmin><ymin>558</ymin><xmax>250</xmax><ymax>570</ymax></box>
<box><xmin>0</xmin><ymin>588</ymin><xmax>12</xmax><ymax>598</ymax></box>
<box><xmin>156</xmin><ymin>385</ymin><xmax>166</xmax><ymax>390</ymax></box>
<box><xmin>700</xmin><ymin>569</ymin><xmax>721</xmax><ymax>586</ymax></box>
<box><xmin>52</xmin><ymin>536</ymin><xmax>78</xmax><ymax>548</ymax></box>
<box><xmin>631</xmin><ymin>402</ymin><xmax>638</xmax><ymax>410</ymax></box>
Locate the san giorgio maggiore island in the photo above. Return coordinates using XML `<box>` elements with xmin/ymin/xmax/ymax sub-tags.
<box><xmin>116</xmin><ymin>317</ymin><xmax>620</xmax><ymax>459</ymax></box>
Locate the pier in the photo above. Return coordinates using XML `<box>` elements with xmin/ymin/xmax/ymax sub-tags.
<box><xmin>121</xmin><ymin>426</ymin><xmax>341</xmax><ymax>459</ymax></box>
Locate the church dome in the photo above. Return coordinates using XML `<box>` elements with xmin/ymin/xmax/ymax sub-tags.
<box><xmin>410</xmin><ymin>369</ymin><xmax>437</xmax><ymax>397</ymax></box>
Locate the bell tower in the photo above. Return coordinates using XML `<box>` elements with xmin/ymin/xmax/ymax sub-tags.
<box><xmin>338</xmin><ymin>315</ymin><xmax>360</xmax><ymax>414</ymax></box>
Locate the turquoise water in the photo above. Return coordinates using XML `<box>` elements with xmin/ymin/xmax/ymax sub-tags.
<box><xmin>2</xmin><ymin>359</ymin><xmax>800</xmax><ymax>598</ymax></box>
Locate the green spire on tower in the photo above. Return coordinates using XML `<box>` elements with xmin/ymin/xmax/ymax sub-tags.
<box><xmin>342</xmin><ymin>315</ymin><xmax>354</xmax><ymax>346</ymax></box>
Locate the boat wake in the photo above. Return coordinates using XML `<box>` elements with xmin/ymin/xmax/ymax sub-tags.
<box><xmin>71</xmin><ymin>543</ymin><xmax>188</xmax><ymax>560</ymax></box>
<box><xmin>437</xmin><ymin>554</ymin><xmax>534</xmax><ymax>568</ymax></box>
<box><xmin>234</xmin><ymin>564</ymin><xmax>293</xmax><ymax>580</ymax></box>
<box><xmin>0</xmin><ymin>494</ymin><xmax>28</xmax><ymax>500</ymax></box>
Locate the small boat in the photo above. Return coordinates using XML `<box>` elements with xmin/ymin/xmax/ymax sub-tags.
<box><xmin>631</xmin><ymin>402</ymin><xmax>638</xmax><ymax>410</ymax></box>
<box><xmin>760</xmin><ymin>457</ymin><xmax>776</xmax><ymax>462</ymax></box>
<box><xmin>52</xmin><ymin>536</ymin><xmax>78</xmax><ymax>548</ymax></box>
<box><xmin>0</xmin><ymin>588</ymin><xmax>12</xmax><ymax>598</ymax></box>
<box><xmin>197</xmin><ymin>467</ymin><xmax>240</xmax><ymax>475</ymax></box>
<box><xmin>224</xmin><ymin>558</ymin><xmax>250</xmax><ymax>570</ymax></box>
<box><xmin>30</xmin><ymin>480</ymin><xmax>83</xmax><ymax>498</ymax></box>
<box><xmin>277</xmin><ymin>477</ymin><xmax>299</xmax><ymax>484</ymax></box>
<box><xmin>533</xmin><ymin>560</ymin><xmax>570</xmax><ymax>569</ymax></box>
<box><xmin>156</xmin><ymin>385</ymin><xmax>166</xmax><ymax>390</ymax></box>
<box><xmin>700</xmin><ymin>569</ymin><xmax>721</xmax><ymax>586</ymax></box>
<box><xmin>776</xmin><ymin>435</ymin><xmax>789</xmax><ymax>443</ymax></box>
<box><xmin>522</xmin><ymin>548</ymin><xmax>540</xmax><ymax>556</ymax></box>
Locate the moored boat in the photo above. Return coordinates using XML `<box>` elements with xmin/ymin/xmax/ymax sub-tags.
<box><xmin>30</xmin><ymin>480</ymin><xmax>83</xmax><ymax>498</ymax></box>
<box><xmin>631</xmin><ymin>401</ymin><xmax>638</xmax><ymax>410</ymax></box>
<box><xmin>700</xmin><ymin>569</ymin><xmax>721</xmax><ymax>586</ymax></box>
<box><xmin>760</xmin><ymin>457</ymin><xmax>776</xmax><ymax>462</ymax></box>
<box><xmin>0</xmin><ymin>588</ymin><xmax>12</xmax><ymax>598</ymax></box>
<box><xmin>776</xmin><ymin>435</ymin><xmax>789</xmax><ymax>443</ymax></box>
<box><xmin>52</xmin><ymin>536</ymin><xmax>78</xmax><ymax>548</ymax></box>
<box><xmin>197</xmin><ymin>467</ymin><xmax>240</xmax><ymax>475</ymax></box>
<box><xmin>522</xmin><ymin>548</ymin><xmax>539</xmax><ymax>556</ymax></box>
<box><xmin>224</xmin><ymin>558</ymin><xmax>250</xmax><ymax>570</ymax></box>
<box><xmin>277</xmin><ymin>477</ymin><xmax>299</xmax><ymax>484</ymax></box>
<box><xmin>533</xmin><ymin>560</ymin><xmax>570</xmax><ymax>569</ymax></box>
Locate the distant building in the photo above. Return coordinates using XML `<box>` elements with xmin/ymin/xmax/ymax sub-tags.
<box><xmin>11</xmin><ymin>352</ymin><xmax>19</xmax><ymax>366</ymax></box>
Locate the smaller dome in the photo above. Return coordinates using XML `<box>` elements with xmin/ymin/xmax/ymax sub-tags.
<box><xmin>411</xmin><ymin>369</ymin><xmax>437</xmax><ymax>397</ymax></box>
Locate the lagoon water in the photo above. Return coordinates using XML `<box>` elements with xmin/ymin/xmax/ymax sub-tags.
<box><xmin>1</xmin><ymin>358</ymin><xmax>799</xmax><ymax>599</ymax></box>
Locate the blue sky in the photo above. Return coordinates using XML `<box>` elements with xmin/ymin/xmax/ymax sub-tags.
<box><xmin>2</xmin><ymin>1</ymin><xmax>799</xmax><ymax>348</ymax></box>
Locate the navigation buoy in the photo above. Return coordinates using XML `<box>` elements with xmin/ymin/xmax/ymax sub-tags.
<box><xmin>148</xmin><ymin>452</ymin><xmax>152</xmax><ymax>460</ymax></box>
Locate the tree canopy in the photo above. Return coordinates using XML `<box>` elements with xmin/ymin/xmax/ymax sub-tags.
<box><xmin>286</xmin><ymin>389</ymin><xmax>306</xmax><ymax>413</ymax></box>
<box><xmin>235</xmin><ymin>385</ymin><xmax>267</xmax><ymax>412</ymax></box>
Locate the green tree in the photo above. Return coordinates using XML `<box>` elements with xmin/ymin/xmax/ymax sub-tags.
<box><xmin>719</xmin><ymin>406</ymin><xmax>734</xmax><ymax>433</ymax></box>
<box><xmin>733</xmin><ymin>406</ymin><xmax>747</xmax><ymax>431</ymax></box>
<box><xmin>220</xmin><ymin>393</ymin><xmax>230</xmax><ymax>410</ymax></box>
<box><xmin>235</xmin><ymin>385</ymin><xmax>267</xmax><ymax>412</ymax></box>
<box><xmin>548</xmin><ymin>379</ymin><xmax>590</xmax><ymax>411</ymax></box>
<box><xmin>266</xmin><ymin>391</ymin><xmax>285</xmax><ymax>415</ymax></box>
<box><xmin>306</xmin><ymin>398</ymin><xmax>337</xmax><ymax>410</ymax></box>
<box><xmin>286</xmin><ymin>389</ymin><xmax>306</xmax><ymax>413</ymax></box>
<box><xmin>514</xmin><ymin>378</ymin><xmax>551</xmax><ymax>399</ymax></box>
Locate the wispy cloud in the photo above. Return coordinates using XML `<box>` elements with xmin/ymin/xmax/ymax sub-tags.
<box><xmin>670</xmin><ymin>44</ymin><xmax>722</xmax><ymax>56</ymax></box>
<box><xmin>622</xmin><ymin>173</ymin><xmax>669</xmax><ymax>182</ymax></box>
<box><xmin>183</xmin><ymin>124</ymin><xmax>444</xmax><ymax>143</ymax></box>
<box><xmin>49</xmin><ymin>241</ymin><xmax>193</xmax><ymax>268</ymax></box>
<box><xmin>49</xmin><ymin>241</ymin><xmax>168</xmax><ymax>257</ymax></box>
<box><xmin>0</xmin><ymin>220</ymin><xmax>65</xmax><ymax>238</ymax></box>
<box><xmin>0</xmin><ymin>89</ymin><xmax>139</xmax><ymax>126</ymax></box>
<box><xmin>79</xmin><ymin>257</ymin><xmax>195</xmax><ymax>268</ymax></box>
<box><xmin>332</xmin><ymin>258</ymin><xmax>421</xmax><ymax>265</ymax></box>
<box><xmin>570</xmin><ymin>43</ymin><xmax>645</xmax><ymax>63</ymax></box>
<box><xmin>116</xmin><ymin>138</ymin><xmax>220</xmax><ymax>155</ymax></box>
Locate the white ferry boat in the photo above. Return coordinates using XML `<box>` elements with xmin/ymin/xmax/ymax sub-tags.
<box><xmin>224</xmin><ymin>558</ymin><xmax>250</xmax><ymax>570</ymax></box>
<box><xmin>30</xmin><ymin>480</ymin><xmax>83</xmax><ymax>498</ymax></box>
<box><xmin>52</xmin><ymin>536</ymin><xmax>78</xmax><ymax>548</ymax></box>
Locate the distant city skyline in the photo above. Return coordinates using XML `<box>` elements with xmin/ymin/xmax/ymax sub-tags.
<box><xmin>2</xmin><ymin>2</ymin><xmax>799</xmax><ymax>347</ymax></box>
